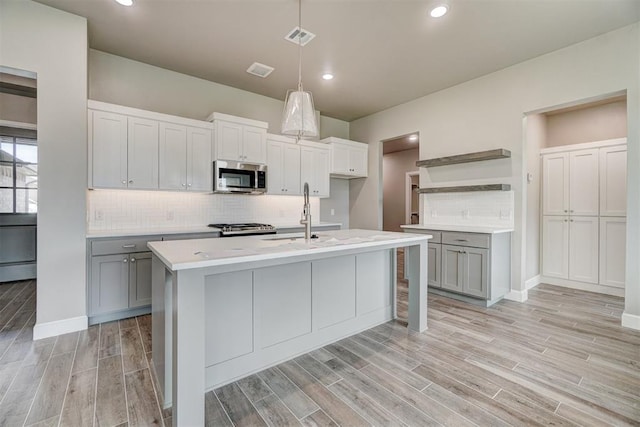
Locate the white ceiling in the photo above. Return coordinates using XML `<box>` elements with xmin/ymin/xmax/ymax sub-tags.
<box><xmin>34</xmin><ymin>0</ymin><xmax>640</xmax><ymax>121</ymax></box>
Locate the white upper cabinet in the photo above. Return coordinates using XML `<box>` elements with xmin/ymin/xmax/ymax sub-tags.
<box><xmin>159</xmin><ymin>123</ymin><xmax>188</xmax><ymax>190</ymax></box>
<box><xmin>599</xmin><ymin>145</ymin><xmax>627</xmax><ymax>216</ymax></box>
<box><xmin>127</xmin><ymin>117</ymin><xmax>159</xmax><ymax>189</ymax></box>
<box><xmin>321</xmin><ymin>137</ymin><xmax>368</xmax><ymax>178</ymax></box>
<box><xmin>89</xmin><ymin>101</ymin><xmax>214</xmax><ymax>191</ymax></box>
<box><xmin>266</xmin><ymin>134</ymin><xmax>300</xmax><ymax>196</ymax></box>
<box><xmin>300</xmin><ymin>142</ymin><xmax>330</xmax><ymax>198</ymax></box>
<box><xmin>542</xmin><ymin>152</ymin><xmax>569</xmax><ymax>215</ymax></box>
<box><xmin>569</xmin><ymin>149</ymin><xmax>599</xmax><ymax>216</ymax></box>
<box><xmin>208</xmin><ymin>113</ymin><xmax>268</xmax><ymax>164</ymax></box>
<box><xmin>90</xmin><ymin>110</ymin><xmax>128</xmax><ymax>188</ymax></box>
<box><xmin>542</xmin><ymin>148</ymin><xmax>599</xmax><ymax>216</ymax></box>
<box><xmin>159</xmin><ymin>123</ymin><xmax>212</xmax><ymax>191</ymax></box>
<box><xmin>187</xmin><ymin>127</ymin><xmax>213</xmax><ymax>191</ymax></box>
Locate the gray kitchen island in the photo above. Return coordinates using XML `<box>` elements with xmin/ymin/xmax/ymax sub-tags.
<box><xmin>148</xmin><ymin>229</ymin><xmax>430</xmax><ymax>426</ymax></box>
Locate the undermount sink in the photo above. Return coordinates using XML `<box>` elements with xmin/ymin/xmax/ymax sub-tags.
<box><xmin>263</xmin><ymin>234</ymin><xmax>321</xmax><ymax>241</ymax></box>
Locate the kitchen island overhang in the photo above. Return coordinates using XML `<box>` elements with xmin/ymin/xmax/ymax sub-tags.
<box><xmin>149</xmin><ymin>229</ymin><xmax>431</xmax><ymax>427</ymax></box>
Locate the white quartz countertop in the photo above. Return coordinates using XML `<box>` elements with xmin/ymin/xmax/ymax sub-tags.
<box><xmin>86</xmin><ymin>222</ymin><xmax>342</xmax><ymax>238</ymax></box>
<box><xmin>148</xmin><ymin>228</ymin><xmax>431</xmax><ymax>271</ymax></box>
<box><xmin>400</xmin><ymin>224</ymin><xmax>514</xmax><ymax>234</ymax></box>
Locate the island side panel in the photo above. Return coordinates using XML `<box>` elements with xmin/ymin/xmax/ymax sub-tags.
<box><xmin>406</xmin><ymin>241</ymin><xmax>428</xmax><ymax>332</ymax></box>
<box><xmin>151</xmin><ymin>254</ymin><xmax>170</xmax><ymax>407</ymax></box>
<box><xmin>172</xmin><ymin>268</ymin><xmax>206</xmax><ymax>427</ymax></box>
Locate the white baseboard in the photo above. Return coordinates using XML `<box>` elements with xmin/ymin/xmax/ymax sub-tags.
<box><xmin>525</xmin><ymin>275</ymin><xmax>541</xmax><ymax>290</ymax></box>
<box><xmin>504</xmin><ymin>289</ymin><xmax>528</xmax><ymax>302</ymax></box>
<box><xmin>540</xmin><ymin>276</ymin><xmax>625</xmax><ymax>297</ymax></box>
<box><xmin>621</xmin><ymin>312</ymin><xmax>640</xmax><ymax>331</ymax></box>
<box><xmin>33</xmin><ymin>316</ymin><xmax>88</xmax><ymax>340</ymax></box>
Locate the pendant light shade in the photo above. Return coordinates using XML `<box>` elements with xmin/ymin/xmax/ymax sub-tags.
<box><xmin>281</xmin><ymin>0</ymin><xmax>319</xmax><ymax>139</ymax></box>
<box><xmin>281</xmin><ymin>89</ymin><xmax>318</xmax><ymax>137</ymax></box>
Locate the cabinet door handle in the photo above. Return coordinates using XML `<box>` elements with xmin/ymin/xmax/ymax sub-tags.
<box><xmin>182</xmin><ymin>183</ymin><xmax>186</xmax><ymax>187</ymax></box>
<box><xmin>570</xmin><ymin>219</ymin><xmax>574</xmax><ymax>222</ymax></box>
<box><xmin>564</xmin><ymin>210</ymin><xmax>568</xmax><ymax>213</ymax></box>
<box><xmin>128</xmin><ymin>180</ymin><xmax>133</xmax><ymax>184</ymax></box>
<box><xmin>123</xmin><ymin>258</ymin><xmax>128</xmax><ymax>263</ymax></box>
<box><xmin>121</xmin><ymin>180</ymin><xmax>126</xmax><ymax>185</ymax></box>
<box><xmin>122</xmin><ymin>244</ymin><xmax>136</xmax><ymax>248</ymax></box>
<box><xmin>564</xmin><ymin>219</ymin><xmax>568</xmax><ymax>222</ymax></box>
<box><xmin>131</xmin><ymin>258</ymin><xmax>136</xmax><ymax>263</ymax></box>
<box><xmin>188</xmin><ymin>183</ymin><xmax>192</xmax><ymax>187</ymax></box>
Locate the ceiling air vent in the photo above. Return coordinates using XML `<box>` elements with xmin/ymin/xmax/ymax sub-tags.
<box><xmin>246</xmin><ymin>62</ymin><xmax>274</xmax><ymax>78</ymax></box>
<box><xmin>284</xmin><ymin>26</ymin><xmax>316</xmax><ymax>46</ymax></box>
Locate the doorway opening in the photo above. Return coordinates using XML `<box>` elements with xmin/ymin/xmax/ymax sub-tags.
<box><xmin>0</xmin><ymin>66</ymin><xmax>38</xmax><ymax>287</ymax></box>
<box><xmin>381</xmin><ymin>132</ymin><xmax>420</xmax><ymax>321</ymax></box>
<box><xmin>524</xmin><ymin>92</ymin><xmax>627</xmax><ymax>301</ymax></box>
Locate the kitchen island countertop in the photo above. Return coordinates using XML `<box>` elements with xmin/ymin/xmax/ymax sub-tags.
<box><xmin>148</xmin><ymin>228</ymin><xmax>429</xmax><ymax>270</ymax></box>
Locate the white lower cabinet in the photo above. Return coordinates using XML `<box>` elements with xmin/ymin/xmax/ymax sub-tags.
<box><xmin>542</xmin><ymin>216</ymin><xmax>570</xmax><ymax>279</ymax></box>
<box><xmin>599</xmin><ymin>217</ymin><xmax>626</xmax><ymax>288</ymax></box>
<box><xmin>542</xmin><ymin>215</ymin><xmax>599</xmax><ymax>284</ymax></box>
<box><xmin>568</xmin><ymin>216</ymin><xmax>599</xmax><ymax>284</ymax></box>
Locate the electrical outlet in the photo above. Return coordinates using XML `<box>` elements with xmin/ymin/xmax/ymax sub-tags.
<box><xmin>330</xmin><ymin>208</ymin><xmax>335</xmax><ymax>216</ymax></box>
<box><xmin>462</xmin><ymin>209</ymin><xmax>470</xmax><ymax>219</ymax></box>
<box><xmin>94</xmin><ymin>210</ymin><xmax>104</xmax><ymax>221</ymax></box>
<box><xmin>500</xmin><ymin>209</ymin><xmax>512</xmax><ymax>220</ymax></box>
<box><xmin>431</xmin><ymin>210</ymin><xmax>437</xmax><ymax>218</ymax></box>
<box><xmin>166</xmin><ymin>211</ymin><xmax>174</xmax><ymax>221</ymax></box>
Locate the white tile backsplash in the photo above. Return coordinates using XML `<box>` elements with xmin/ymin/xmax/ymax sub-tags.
<box><xmin>87</xmin><ymin>190</ymin><xmax>320</xmax><ymax>231</ymax></box>
<box><xmin>424</xmin><ymin>191</ymin><xmax>514</xmax><ymax>228</ymax></box>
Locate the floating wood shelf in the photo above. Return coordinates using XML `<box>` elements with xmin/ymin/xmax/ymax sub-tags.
<box><xmin>418</xmin><ymin>184</ymin><xmax>511</xmax><ymax>194</ymax></box>
<box><xmin>416</xmin><ymin>149</ymin><xmax>511</xmax><ymax>168</ymax></box>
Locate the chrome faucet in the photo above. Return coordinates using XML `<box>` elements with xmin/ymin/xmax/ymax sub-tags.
<box><xmin>300</xmin><ymin>182</ymin><xmax>312</xmax><ymax>240</ymax></box>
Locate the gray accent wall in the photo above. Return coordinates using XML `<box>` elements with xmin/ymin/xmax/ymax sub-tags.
<box><xmin>1</xmin><ymin>1</ymin><xmax>88</xmax><ymax>328</ymax></box>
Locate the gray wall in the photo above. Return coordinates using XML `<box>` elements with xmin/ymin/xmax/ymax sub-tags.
<box><xmin>319</xmin><ymin>178</ymin><xmax>350</xmax><ymax>229</ymax></box>
<box><xmin>349</xmin><ymin>24</ymin><xmax>639</xmax><ymax>320</ymax></box>
<box><xmin>1</xmin><ymin>1</ymin><xmax>88</xmax><ymax>331</ymax></box>
<box><xmin>89</xmin><ymin>49</ymin><xmax>350</xmax><ymax>139</ymax></box>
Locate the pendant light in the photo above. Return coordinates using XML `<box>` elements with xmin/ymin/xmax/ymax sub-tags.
<box><xmin>281</xmin><ymin>0</ymin><xmax>318</xmax><ymax>139</ymax></box>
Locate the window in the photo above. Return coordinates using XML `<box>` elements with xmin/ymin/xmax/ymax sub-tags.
<box><xmin>0</xmin><ymin>135</ymin><xmax>38</xmax><ymax>213</ymax></box>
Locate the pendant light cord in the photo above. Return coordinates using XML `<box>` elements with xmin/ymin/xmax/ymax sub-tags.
<box><xmin>297</xmin><ymin>0</ymin><xmax>303</xmax><ymax>91</ymax></box>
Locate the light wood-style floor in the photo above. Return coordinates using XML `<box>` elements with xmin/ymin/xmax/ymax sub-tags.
<box><xmin>0</xmin><ymin>278</ymin><xmax>638</xmax><ymax>426</ymax></box>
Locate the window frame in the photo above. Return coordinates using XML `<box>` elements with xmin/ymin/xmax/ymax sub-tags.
<box><xmin>0</xmin><ymin>133</ymin><xmax>38</xmax><ymax>214</ymax></box>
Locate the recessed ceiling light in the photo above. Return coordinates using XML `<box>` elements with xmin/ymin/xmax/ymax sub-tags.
<box><xmin>115</xmin><ymin>0</ymin><xmax>133</xmax><ymax>5</ymax></box>
<box><xmin>430</xmin><ymin>4</ymin><xmax>448</xmax><ymax>18</ymax></box>
<box><xmin>408</xmin><ymin>134</ymin><xmax>418</xmax><ymax>142</ymax></box>
<box><xmin>322</xmin><ymin>73</ymin><xmax>334</xmax><ymax>80</ymax></box>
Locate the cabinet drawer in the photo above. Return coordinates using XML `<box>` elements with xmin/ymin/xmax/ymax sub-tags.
<box><xmin>91</xmin><ymin>238</ymin><xmax>159</xmax><ymax>256</ymax></box>
<box><xmin>424</xmin><ymin>231</ymin><xmax>442</xmax><ymax>243</ymax></box>
<box><xmin>442</xmin><ymin>232</ymin><xmax>490</xmax><ymax>249</ymax></box>
<box><xmin>162</xmin><ymin>232</ymin><xmax>220</xmax><ymax>241</ymax></box>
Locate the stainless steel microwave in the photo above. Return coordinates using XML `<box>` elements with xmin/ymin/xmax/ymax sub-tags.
<box><xmin>213</xmin><ymin>161</ymin><xmax>267</xmax><ymax>194</ymax></box>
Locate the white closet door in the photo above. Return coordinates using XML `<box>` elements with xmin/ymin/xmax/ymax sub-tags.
<box><xmin>569</xmin><ymin>149</ymin><xmax>599</xmax><ymax>216</ymax></box>
<box><xmin>542</xmin><ymin>216</ymin><xmax>569</xmax><ymax>279</ymax></box>
<box><xmin>599</xmin><ymin>217</ymin><xmax>626</xmax><ymax>288</ymax></box>
<box><xmin>599</xmin><ymin>146</ymin><xmax>627</xmax><ymax>216</ymax></box>
<box><xmin>568</xmin><ymin>216</ymin><xmax>599</xmax><ymax>284</ymax></box>
<box><xmin>542</xmin><ymin>153</ymin><xmax>569</xmax><ymax>215</ymax></box>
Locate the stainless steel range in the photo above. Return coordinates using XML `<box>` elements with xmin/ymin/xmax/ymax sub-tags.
<box><xmin>208</xmin><ymin>223</ymin><xmax>276</xmax><ymax>237</ymax></box>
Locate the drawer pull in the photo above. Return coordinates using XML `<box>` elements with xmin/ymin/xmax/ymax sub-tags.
<box><xmin>454</xmin><ymin>239</ymin><xmax>468</xmax><ymax>242</ymax></box>
<box><xmin>122</xmin><ymin>244</ymin><xmax>136</xmax><ymax>248</ymax></box>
